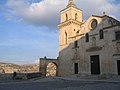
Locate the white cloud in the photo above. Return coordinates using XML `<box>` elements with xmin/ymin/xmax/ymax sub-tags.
<box><xmin>6</xmin><ymin>0</ymin><xmax>120</xmax><ymax>28</ymax></box>
<box><xmin>76</xmin><ymin>0</ymin><xmax>120</xmax><ymax>20</ymax></box>
<box><xmin>6</xmin><ymin>0</ymin><xmax>66</xmax><ymax>28</ymax></box>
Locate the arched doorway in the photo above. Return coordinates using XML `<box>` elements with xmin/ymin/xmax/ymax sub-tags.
<box><xmin>0</xmin><ymin>68</ymin><xmax>5</xmax><ymax>74</ymax></box>
<box><xmin>46</xmin><ymin>62</ymin><xmax>57</xmax><ymax>77</ymax></box>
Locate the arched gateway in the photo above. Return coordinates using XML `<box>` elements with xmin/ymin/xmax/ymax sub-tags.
<box><xmin>39</xmin><ymin>57</ymin><xmax>58</xmax><ymax>76</ymax></box>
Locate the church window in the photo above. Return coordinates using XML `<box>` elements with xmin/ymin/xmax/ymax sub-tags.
<box><xmin>76</xmin><ymin>30</ymin><xmax>79</xmax><ymax>35</ymax></box>
<box><xmin>66</xmin><ymin>14</ymin><xmax>68</xmax><ymax>21</ymax></box>
<box><xmin>75</xmin><ymin>13</ymin><xmax>78</xmax><ymax>20</ymax></box>
<box><xmin>91</xmin><ymin>19</ymin><xmax>98</xmax><ymax>29</ymax></box>
<box><xmin>115</xmin><ymin>31</ymin><xmax>120</xmax><ymax>40</ymax></box>
<box><xmin>74</xmin><ymin>41</ymin><xmax>78</xmax><ymax>48</ymax></box>
<box><xmin>65</xmin><ymin>32</ymin><xmax>67</xmax><ymax>44</ymax></box>
<box><xmin>86</xmin><ymin>33</ymin><xmax>89</xmax><ymax>42</ymax></box>
<box><xmin>99</xmin><ymin>29</ymin><xmax>104</xmax><ymax>39</ymax></box>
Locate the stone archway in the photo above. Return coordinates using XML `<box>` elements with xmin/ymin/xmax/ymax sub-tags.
<box><xmin>39</xmin><ymin>57</ymin><xmax>58</xmax><ymax>76</ymax></box>
<box><xmin>0</xmin><ymin>68</ymin><xmax>5</xmax><ymax>74</ymax></box>
<box><xmin>46</xmin><ymin>62</ymin><xmax>57</xmax><ymax>77</ymax></box>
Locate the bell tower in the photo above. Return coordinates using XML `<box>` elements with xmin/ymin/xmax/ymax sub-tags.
<box><xmin>58</xmin><ymin>0</ymin><xmax>83</xmax><ymax>51</ymax></box>
<box><xmin>58</xmin><ymin>0</ymin><xmax>83</xmax><ymax>76</ymax></box>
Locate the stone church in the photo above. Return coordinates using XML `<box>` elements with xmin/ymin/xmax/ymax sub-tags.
<box><xmin>57</xmin><ymin>0</ymin><xmax>120</xmax><ymax>76</ymax></box>
<box><xmin>39</xmin><ymin>0</ymin><xmax>120</xmax><ymax>77</ymax></box>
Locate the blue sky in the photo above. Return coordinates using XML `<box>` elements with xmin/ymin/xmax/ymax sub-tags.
<box><xmin>0</xmin><ymin>0</ymin><xmax>59</xmax><ymax>64</ymax></box>
<box><xmin>0</xmin><ymin>0</ymin><xmax>120</xmax><ymax>64</ymax></box>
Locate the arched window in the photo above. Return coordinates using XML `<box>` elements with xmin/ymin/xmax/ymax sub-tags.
<box><xmin>99</xmin><ymin>29</ymin><xmax>104</xmax><ymax>39</ymax></box>
<box><xmin>74</xmin><ymin>40</ymin><xmax>78</xmax><ymax>48</ymax></box>
<box><xmin>65</xmin><ymin>32</ymin><xmax>67</xmax><ymax>44</ymax></box>
<box><xmin>76</xmin><ymin>30</ymin><xmax>79</xmax><ymax>35</ymax></box>
<box><xmin>86</xmin><ymin>33</ymin><xmax>89</xmax><ymax>42</ymax></box>
<box><xmin>66</xmin><ymin>14</ymin><xmax>68</xmax><ymax>21</ymax></box>
<box><xmin>115</xmin><ymin>31</ymin><xmax>120</xmax><ymax>40</ymax></box>
<box><xmin>75</xmin><ymin>13</ymin><xmax>77</xmax><ymax>20</ymax></box>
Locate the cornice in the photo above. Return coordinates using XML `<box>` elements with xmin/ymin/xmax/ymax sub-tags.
<box><xmin>60</xmin><ymin>7</ymin><xmax>82</xmax><ymax>12</ymax></box>
<box><xmin>58</xmin><ymin>19</ymin><xmax>82</xmax><ymax>30</ymax></box>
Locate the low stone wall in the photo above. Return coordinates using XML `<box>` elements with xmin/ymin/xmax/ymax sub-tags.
<box><xmin>26</xmin><ymin>72</ymin><xmax>42</xmax><ymax>79</ymax></box>
<box><xmin>15</xmin><ymin>72</ymin><xmax>42</xmax><ymax>79</ymax></box>
<box><xmin>0</xmin><ymin>72</ymin><xmax>42</xmax><ymax>81</ymax></box>
<box><xmin>0</xmin><ymin>74</ymin><xmax>13</xmax><ymax>80</ymax></box>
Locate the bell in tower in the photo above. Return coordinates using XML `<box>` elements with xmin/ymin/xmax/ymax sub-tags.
<box><xmin>58</xmin><ymin>0</ymin><xmax>83</xmax><ymax>49</ymax></box>
<box><xmin>67</xmin><ymin>0</ymin><xmax>76</xmax><ymax>8</ymax></box>
<box><xmin>59</xmin><ymin>0</ymin><xmax>83</xmax><ymax>24</ymax></box>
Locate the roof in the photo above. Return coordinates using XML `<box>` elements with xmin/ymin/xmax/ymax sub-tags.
<box><xmin>60</xmin><ymin>0</ymin><xmax>82</xmax><ymax>12</ymax></box>
<box><xmin>92</xmin><ymin>15</ymin><xmax>120</xmax><ymax>23</ymax></box>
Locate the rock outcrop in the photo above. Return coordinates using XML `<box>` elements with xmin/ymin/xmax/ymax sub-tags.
<box><xmin>0</xmin><ymin>62</ymin><xmax>39</xmax><ymax>73</ymax></box>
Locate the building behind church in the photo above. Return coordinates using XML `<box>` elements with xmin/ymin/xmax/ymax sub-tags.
<box><xmin>57</xmin><ymin>0</ymin><xmax>120</xmax><ymax>76</ymax></box>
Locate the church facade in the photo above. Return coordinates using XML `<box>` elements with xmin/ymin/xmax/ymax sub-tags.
<box><xmin>58</xmin><ymin>0</ymin><xmax>120</xmax><ymax>76</ymax></box>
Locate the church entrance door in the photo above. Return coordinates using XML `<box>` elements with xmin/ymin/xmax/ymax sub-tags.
<box><xmin>90</xmin><ymin>55</ymin><xmax>100</xmax><ymax>75</ymax></box>
<box><xmin>117</xmin><ymin>60</ymin><xmax>120</xmax><ymax>75</ymax></box>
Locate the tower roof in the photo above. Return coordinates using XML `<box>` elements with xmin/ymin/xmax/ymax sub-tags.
<box><xmin>66</xmin><ymin>0</ymin><xmax>76</xmax><ymax>8</ymax></box>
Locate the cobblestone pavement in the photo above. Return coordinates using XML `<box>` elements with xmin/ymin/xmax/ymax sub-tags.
<box><xmin>0</xmin><ymin>77</ymin><xmax>120</xmax><ymax>90</ymax></box>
